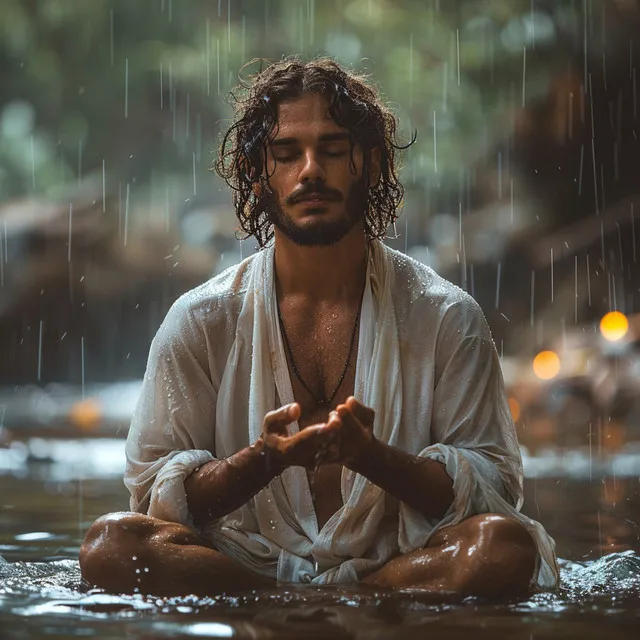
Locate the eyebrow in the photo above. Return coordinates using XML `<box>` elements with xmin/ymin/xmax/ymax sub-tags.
<box><xmin>270</xmin><ymin>132</ymin><xmax>351</xmax><ymax>147</ymax></box>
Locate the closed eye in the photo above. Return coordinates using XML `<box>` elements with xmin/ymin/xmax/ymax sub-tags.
<box><xmin>272</xmin><ymin>147</ymin><xmax>348</xmax><ymax>162</ymax></box>
<box><xmin>273</xmin><ymin>153</ymin><xmax>299</xmax><ymax>163</ymax></box>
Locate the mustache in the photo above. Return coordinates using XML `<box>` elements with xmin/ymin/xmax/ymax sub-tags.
<box><xmin>285</xmin><ymin>183</ymin><xmax>342</xmax><ymax>205</ymax></box>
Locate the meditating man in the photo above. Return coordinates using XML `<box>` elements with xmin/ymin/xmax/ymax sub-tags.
<box><xmin>80</xmin><ymin>57</ymin><xmax>559</xmax><ymax>597</ymax></box>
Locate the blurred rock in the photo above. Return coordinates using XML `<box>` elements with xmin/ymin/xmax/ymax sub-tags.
<box><xmin>0</xmin><ymin>192</ymin><xmax>218</xmax><ymax>385</ymax></box>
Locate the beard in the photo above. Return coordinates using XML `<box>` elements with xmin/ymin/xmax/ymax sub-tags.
<box><xmin>264</xmin><ymin>175</ymin><xmax>369</xmax><ymax>247</ymax></box>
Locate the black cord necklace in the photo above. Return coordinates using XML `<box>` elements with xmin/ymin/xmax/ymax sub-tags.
<box><xmin>276</xmin><ymin>295</ymin><xmax>362</xmax><ymax>408</ymax></box>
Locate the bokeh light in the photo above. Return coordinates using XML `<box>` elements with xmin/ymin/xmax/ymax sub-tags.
<box><xmin>599</xmin><ymin>311</ymin><xmax>629</xmax><ymax>342</ymax></box>
<box><xmin>68</xmin><ymin>398</ymin><xmax>102</xmax><ymax>432</ymax></box>
<box><xmin>532</xmin><ymin>350</ymin><xmax>561</xmax><ymax>380</ymax></box>
<box><xmin>508</xmin><ymin>397</ymin><xmax>521</xmax><ymax>422</ymax></box>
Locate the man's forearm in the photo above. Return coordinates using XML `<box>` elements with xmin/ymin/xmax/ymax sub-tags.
<box><xmin>349</xmin><ymin>438</ymin><xmax>454</xmax><ymax>520</ymax></box>
<box><xmin>184</xmin><ymin>439</ymin><xmax>280</xmax><ymax>526</ymax></box>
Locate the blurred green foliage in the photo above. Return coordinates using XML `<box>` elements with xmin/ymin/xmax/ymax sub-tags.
<box><xmin>0</xmin><ymin>0</ymin><xmax>589</xmax><ymax>217</ymax></box>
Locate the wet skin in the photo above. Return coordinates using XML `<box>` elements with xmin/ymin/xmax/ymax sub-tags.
<box><xmin>80</xmin><ymin>510</ymin><xmax>536</xmax><ymax>598</ymax></box>
<box><xmin>81</xmin><ymin>93</ymin><xmax>537</xmax><ymax>598</ymax></box>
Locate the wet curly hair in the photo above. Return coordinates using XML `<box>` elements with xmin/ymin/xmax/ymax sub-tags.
<box><xmin>214</xmin><ymin>56</ymin><xmax>415</xmax><ymax>248</ymax></box>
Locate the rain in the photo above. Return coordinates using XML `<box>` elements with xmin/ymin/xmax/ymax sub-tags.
<box><xmin>0</xmin><ymin>0</ymin><xmax>640</xmax><ymax>638</ymax></box>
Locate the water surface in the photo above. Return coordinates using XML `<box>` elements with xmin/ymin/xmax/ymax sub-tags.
<box><xmin>1</xmin><ymin>439</ymin><xmax>639</xmax><ymax>639</ymax></box>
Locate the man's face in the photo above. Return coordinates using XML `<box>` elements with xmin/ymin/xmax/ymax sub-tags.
<box><xmin>260</xmin><ymin>93</ymin><xmax>372</xmax><ymax>247</ymax></box>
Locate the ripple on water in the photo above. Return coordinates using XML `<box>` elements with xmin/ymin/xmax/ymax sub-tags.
<box><xmin>558</xmin><ymin>551</ymin><xmax>640</xmax><ymax>600</ymax></box>
<box><xmin>1</xmin><ymin>553</ymin><xmax>640</xmax><ymax>638</ymax></box>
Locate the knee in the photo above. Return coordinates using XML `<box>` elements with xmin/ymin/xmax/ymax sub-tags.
<box><xmin>79</xmin><ymin>512</ymin><xmax>153</xmax><ymax>591</ymax></box>
<box><xmin>457</xmin><ymin>514</ymin><xmax>537</xmax><ymax>596</ymax></box>
<box><xmin>80</xmin><ymin>511</ymin><xmax>153</xmax><ymax>559</ymax></box>
<box><xmin>475</xmin><ymin>514</ymin><xmax>536</xmax><ymax>550</ymax></box>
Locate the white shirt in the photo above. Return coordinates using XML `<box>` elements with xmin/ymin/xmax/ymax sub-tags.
<box><xmin>125</xmin><ymin>241</ymin><xmax>559</xmax><ymax>588</ymax></box>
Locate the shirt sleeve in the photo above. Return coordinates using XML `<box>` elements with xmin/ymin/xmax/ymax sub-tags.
<box><xmin>124</xmin><ymin>295</ymin><xmax>217</xmax><ymax>527</ymax></box>
<box><xmin>398</xmin><ymin>297</ymin><xmax>559</xmax><ymax>589</ymax></box>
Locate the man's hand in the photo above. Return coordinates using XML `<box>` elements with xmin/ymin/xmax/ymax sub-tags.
<box><xmin>260</xmin><ymin>403</ymin><xmax>341</xmax><ymax>470</ymax></box>
<box><xmin>331</xmin><ymin>396</ymin><xmax>376</xmax><ymax>468</ymax></box>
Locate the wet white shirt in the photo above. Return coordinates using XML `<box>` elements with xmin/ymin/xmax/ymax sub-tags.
<box><xmin>125</xmin><ymin>240</ymin><xmax>559</xmax><ymax>588</ymax></box>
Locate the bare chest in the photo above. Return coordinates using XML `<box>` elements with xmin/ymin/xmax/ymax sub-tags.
<box><xmin>278</xmin><ymin>301</ymin><xmax>361</xmax><ymax>529</ymax></box>
<box><xmin>279</xmin><ymin>302</ymin><xmax>360</xmax><ymax>415</ymax></box>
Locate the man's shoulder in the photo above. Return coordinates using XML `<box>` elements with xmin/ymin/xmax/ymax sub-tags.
<box><xmin>177</xmin><ymin>253</ymin><xmax>257</xmax><ymax>313</ymax></box>
<box><xmin>385</xmin><ymin>245</ymin><xmax>489</xmax><ymax>343</ymax></box>
<box><xmin>386</xmin><ymin>245</ymin><xmax>477</xmax><ymax>311</ymax></box>
<box><xmin>162</xmin><ymin>253</ymin><xmax>258</xmax><ymax>335</ymax></box>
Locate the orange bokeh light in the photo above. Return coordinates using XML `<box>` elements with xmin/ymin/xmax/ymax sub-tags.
<box><xmin>508</xmin><ymin>397</ymin><xmax>521</xmax><ymax>422</ymax></box>
<box><xmin>599</xmin><ymin>311</ymin><xmax>629</xmax><ymax>341</ymax></box>
<box><xmin>532</xmin><ymin>350</ymin><xmax>561</xmax><ymax>380</ymax></box>
<box><xmin>68</xmin><ymin>398</ymin><xmax>102</xmax><ymax>432</ymax></box>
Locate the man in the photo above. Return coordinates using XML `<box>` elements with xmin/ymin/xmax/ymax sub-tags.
<box><xmin>80</xmin><ymin>57</ymin><xmax>558</xmax><ymax>597</ymax></box>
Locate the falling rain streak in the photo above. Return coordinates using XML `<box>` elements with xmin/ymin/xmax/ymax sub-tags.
<box><xmin>1</xmin><ymin>7</ymin><xmax>640</xmax><ymax>631</ymax></box>
<box><xmin>227</xmin><ymin>0</ymin><xmax>231</xmax><ymax>52</ymax></box>
<box><xmin>124</xmin><ymin>183</ymin><xmax>130</xmax><ymax>246</ymax></box>
<box><xmin>433</xmin><ymin>110</ymin><xmax>437</xmax><ymax>173</ymax></box>
<box><xmin>586</xmin><ymin>253</ymin><xmax>592</xmax><ymax>306</ymax></box>
<box><xmin>0</xmin><ymin>224</ymin><xmax>3</xmax><ymax>288</ymax></box>
<box><xmin>165</xmin><ymin>186</ymin><xmax>170</xmax><ymax>232</ymax></box>
<box><xmin>510</xmin><ymin>178</ymin><xmax>514</xmax><ymax>223</ymax></box>
<box><xmin>30</xmin><ymin>136</ymin><xmax>35</xmax><ymax>191</ymax></box>
<box><xmin>67</xmin><ymin>204</ymin><xmax>73</xmax><ymax>262</ymax></box>
<box><xmin>193</xmin><ymin>152</ymin><xmax>197</xmax><ymax>195</ymax></box>
<box><xmin>124</xmin><ymin>58</ymin><xmax>129</xmax><ymax>119</ymax></box>
<box><xmin>530</xmin><ymin>270</ymin><xmax>535</xmax><ymax>327</ymax></box>
<box><xmin>37</xmin><ymin>320</ymin><xmax>43</xmax><ymax>381</ymax></box>
<box><xmin>442</xmin><ymin>61</ymin><xmax>448</xmax><ymax>111</ymax></box>
<box><xmin>632</xmin><ymin>202</ymin><xmax>637</xmax><ymax>262</ymax></box>
<box><xmin>456</xmin><ymin>29</ymin><xmax>461</xmax><ymax>86</ymax></box>
<box><xmin>591</xmin><ymin>138</ymin><xmax>599</xmax><ymax>215</ymax></box>
<box><xmin>206</xmin><ymin>20</ymin><xmax>211</xmax><ymax>96</ymax></box>
<box><xmin>409</xmin><ymin>33</ymin><xmax>413</xmax><ymax>109</ymax></box>
<box><xmin>77</xmin><ymin>140</ymin><xmax>83</xmax><ymax>187</ymax></box>
<box><xmin>522</xmin><ymin>46</ymin><xmax>526</xmax><ymax>107</ymax></box>
<box><xmin>216</xmin><ymin>38</ymin><xmax>221</xmax><ymax>95</ymax></box>
<box><xmin>575</xmin><ymin>255</ymin><xmax>579</xmax><ymax>323</ymax></box>
<box><xmin>109</xmin><ymin>9</ymin><xmax>114</xmax><ymax>66</ymax></box>
<box><xmin>81</xmin><ymin>336</ymin><xmax>85</xmax><ymax>398</ymax></box>
<box><xmin>550</xmin><ymin>248</ymin><xmax>554</xmax><ymax>303</ymax></box>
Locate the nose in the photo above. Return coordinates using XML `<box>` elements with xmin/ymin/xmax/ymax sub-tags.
<box><xmin>298</xmin><ymin>149</ymin><xmax>326</xmax><ymax>183</ymax></box>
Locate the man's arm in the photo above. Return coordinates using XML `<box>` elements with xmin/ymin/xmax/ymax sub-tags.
<box><xmin>185</xmin><ymin>403</ymin><xmax>342</xmax><ymax>527</ymax></box>
<box><xmin>184</xmin><ymin>440</ymin><xmax>277</xmax><ymax>526</ymax></box>
<box><xmin>331</xmin><ymin>324</ymin><xmax>521</xmax><ymax>521</ymax></box>
<box><xmin>351</xmin><ymin>437</ymin><xmax>454</xmax><ymax>520</ymax></box>
<box><xmin>330</xmin><ymin>398</ymin><xmax>454</xmax><ymax>520</ymax></box>
<box><xmin>187</xmin><ymin>406</ymin><xmax>454</xmax><ymax>526</ymax></box>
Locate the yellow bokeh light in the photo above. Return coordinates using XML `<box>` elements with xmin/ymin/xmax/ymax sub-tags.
<box><xmin>533</xmin><ymin>350</ymin><xmax>561</xmax><ymax>380</ymax></box>
<box><xmin>599</xmin><ymin>311</ymin><xmax>629</xmax><ymax>342</ymax></box>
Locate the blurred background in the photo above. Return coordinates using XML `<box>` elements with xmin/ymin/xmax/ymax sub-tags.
<box><xmin>1</xmin><ymin>0</ymin><xmax>640</xmax><ymax>564</ymax></box>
